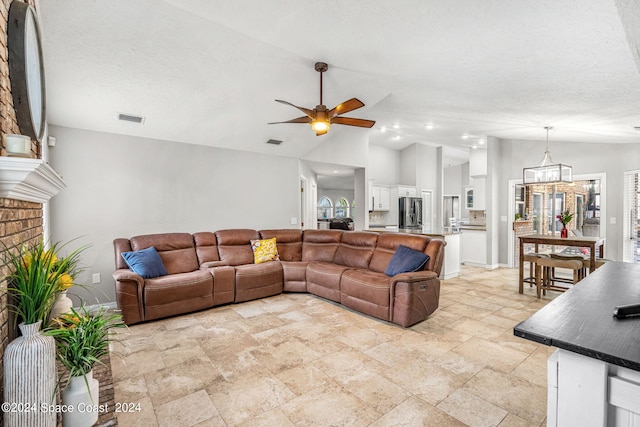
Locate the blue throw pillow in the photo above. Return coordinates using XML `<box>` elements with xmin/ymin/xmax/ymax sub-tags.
<box><xmin>385</xmin><ymin>244</ymin><xmax>430</xmax><ymax>277</ymax></box>
<box><xmin>121</xmin><ymin>246</ymin><xmax>168</xmax><ymax>279</ymax></box>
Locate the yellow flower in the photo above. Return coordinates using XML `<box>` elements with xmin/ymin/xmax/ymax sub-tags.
<box><xmin>21</xmin><ymin>252</ymin><xmax>33</xmax><ymax>269</ymax></box>
<box><xmin>44</xmin><ymin>249</ymin><xmax>58</xmax><ymax>268</ymax></box>
<box><xmin>56</xmin><ymin>273</ymin><xmax>74</xmax><ymax>290</ymax></box>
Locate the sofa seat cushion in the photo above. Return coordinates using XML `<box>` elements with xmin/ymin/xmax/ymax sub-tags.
<box><xmin>306</xmin><ymin>261</ymin><xmax>350</xmax><ymax>303</ymax></box>
<box><xmin>143</xmin><ymin>270</ymin><xmax>213</xmax><ymax>320</ymax></box>
<box><xmin>281</xmin><ymin>261</ymin><xmax>308</xmax><ymax>292</ymax></box>
<box><xmin>234</xmin><ymin>262</ymin><xmax>283</xmax><ymax>303</ymax></box>
<box><xmin>340</xmin><ymin>269</ymin><xmax>392</xmax><ymax>321</ymax></box>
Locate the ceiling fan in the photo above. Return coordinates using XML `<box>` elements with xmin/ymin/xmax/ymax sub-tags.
<box><xmin>268</xmin><ymin>62</ymin><xmax>375</xmax><ymax>136</ymax></box>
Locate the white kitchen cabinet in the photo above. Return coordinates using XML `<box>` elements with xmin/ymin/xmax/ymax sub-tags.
<box><xmin>370</xmin><ymin>185</ymin><xmax>390</xmax><ymax>211</ymax></box>
<box><xmin>548</xmin><ymin>349</ymin><xmax>640</xmax><ymax>426</ymax></box>
<box><xmin>472</xmin><ymin>177</ymin><xmax>486</xmax><ymax>210</ymax></box>
<box><xmin>460</xmin><ymin>228</ymin><xmax>486</xmax><ymax>266</ymax></box>
<box><xmin>442</xmin><ymin>233</ymin><xmax>460</xmax><ymax>279</ymax></box>
<box><xmin>397</xmin><ymin>186</ymin><xmax>416</xmax><ymax>197</ymax></box>
<box><xmin>469</xmin><ymin>147</ymin><xmax>487</xmax><ymax>177</ymax></box>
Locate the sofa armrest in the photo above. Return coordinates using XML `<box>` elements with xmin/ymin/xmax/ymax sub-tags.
<box><xmin>391</xmin><ymin>270</ymin><xmax>438</xmax><ymax>284</ymax></box>
<box><xmin>113</xmin><ymin>269</ymin><xmax>144</xmax><ymax>284</ymax></box>
<box><xmin>112</xmin><ymin>269</ymin><xmax>144</xmax><ymax>325</ymax></box>
<box><xmin>200</xmin><ymin>261</ymin><xmax>229</xmax><ymax>268</ymax></box>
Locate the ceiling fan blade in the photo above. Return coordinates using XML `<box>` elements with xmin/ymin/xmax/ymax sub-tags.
<box><xmin>331</xmin><ymin>116</ymin><xmax>376</xmax><ymax>128</ymax></box>
<box><xmin>268</xmin><ymin>116</ymin><xmax>312</xmax><ymax>125</ymax></box>
<box><xmin>275</xmin><ymin>100</ymin><xmax>314</xmax><ymax>118</ymax></box>
<box><xmin>328</xmin><ymin>98</ymin><xmax>365</xmax><ymax>118</ymax></box>
<box><xmin>316</xmin><ymin>129</ymin><xmax>328</xmax><ymax>136</ymax></box>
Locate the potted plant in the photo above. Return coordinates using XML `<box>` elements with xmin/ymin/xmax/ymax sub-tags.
<box><xmin>2</xmin><ymin>239</ymin><xmax>86</xmax><ymax>427</ymax></box>
<box><xmin>556</xmin><ymin>210</ymin><xmax>574</xmax><ymax>238</ymax></box>
<box><xmin>48</xmin><ymin>306</ymin><xmax>125</xmax><ymax>427</ymax></box>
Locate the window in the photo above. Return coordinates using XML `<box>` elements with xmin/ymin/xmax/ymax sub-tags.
<box><xmin>335</xmin><ymin>197</ymin><xmax>349</xmax><ymax>218</ymax></box>
<box><xmin>548</xmin><ymin>192</ymin><xmax>565</xmax><ymax>232</ymax></box>
<box><xmin>318</xmin><ymin>197</ymin><xmax>333</xmax><ymax>219</ymax></box>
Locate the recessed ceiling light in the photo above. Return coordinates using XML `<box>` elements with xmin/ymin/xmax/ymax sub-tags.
<box><xmin>472</xmin><ymin>145</ymin><xmax>478</xmax><ymax>149</ymax></box>
<box><xmin>333</xmin><ymin>170</ymin><xmax>339</xmax><ymax>173</ymax></box>
<box><xmin>461</xmin><ymin>134</ymin><xmax>469</xmax><ymax>139</ymax></box>
<box><xmin>393</xmin><ymin>136</ymin><xmax>401</xmax><ymax>140</ymax></box>
<box><xmin>425</xmin><ymin>124</ymin><xmax>434</xmax><ymax>130</ymax></box>
<box><xmin>478</xmin><ymin>139</ymin><xmax>485</xmax><ymax>145</ymax></box>
<box><xmin>393</xmin><ymin>123</ymin><xmax>400</xmax><ymax>129</ymax></box>
<box><xmin>380</xmin><ymin>126</ymin><xmax>387</xmax><ymax>132</ymax></box>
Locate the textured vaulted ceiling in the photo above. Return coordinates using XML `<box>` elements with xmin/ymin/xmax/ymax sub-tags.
<box><xmin>38</xmin><ymin>0</ymin><xmax>640</xmax><ymax>166</ymax></box>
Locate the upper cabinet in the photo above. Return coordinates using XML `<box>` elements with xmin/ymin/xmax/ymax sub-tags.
<box><xmin>469</xmin><ymin>148</ymin><xmax>487</xmax><ymax>177</ymax></box>
<box><xmin>397</xmin><ymin>186</ymin><xmax>417</xmax><ymax>197</ymax></box>
<box><xmin>370</xmin><ymin>185</ymin><xmax>390</xmax><ymax>211</ymax></box>
<box><xmin>472</xmin><ymin>177</ymin><xmax>486</xmax><ymax>210</ymax></box>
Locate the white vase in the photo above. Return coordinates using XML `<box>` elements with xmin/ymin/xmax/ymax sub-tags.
<box><xmin>49</xmin><ymin>290</ymin><xmax>73</xmax><ymax>320</ymax></box>
<box><xmin>3</xmin><ymin>321</ymin><xmax>57</xmax><ymax>427</ymax></box>
<box><xmin>62</xmin><ymin>370</ymin><xmax>100</xmax><ymax>427</ymax></box>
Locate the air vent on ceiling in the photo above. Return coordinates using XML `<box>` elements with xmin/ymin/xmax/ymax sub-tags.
<box><xmin>266</xmin><ymin>139</ymin><xmax>283</xmax><ymax>145</ymax></box>
<box><xmin>634</xmin><ymin>126</ymin><xmax>640</xmax><ymax>132</ymax></box>
<box><xmin>117</xmin><ymin>113</ymin><xmax>145</xmax><ymax>124</ymax></box>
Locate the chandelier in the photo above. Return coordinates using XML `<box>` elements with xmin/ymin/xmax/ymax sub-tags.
<box><xmin>522</xmin><ymin>126</ymin><xmax>572</xmax><ymax>185</ymax></box>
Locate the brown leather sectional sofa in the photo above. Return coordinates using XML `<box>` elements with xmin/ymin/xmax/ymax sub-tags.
<box><xmin>113</xmin><ymin>229</ymin><xmax>445</xmax><ymax>327</ymax></box>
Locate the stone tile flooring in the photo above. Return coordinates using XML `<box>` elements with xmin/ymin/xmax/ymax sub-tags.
<box><xmin>110</xmin><ymin>266</ymin><xmax>554</xmax><ymax>426</ymax></box>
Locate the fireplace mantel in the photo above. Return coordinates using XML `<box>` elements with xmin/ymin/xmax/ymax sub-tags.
<box><xmin>0</xmin><ymin>157</ymin><xmax>66</xmax><ymax>203</ymax></box>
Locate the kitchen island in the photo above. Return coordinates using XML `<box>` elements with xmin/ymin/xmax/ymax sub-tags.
<box><xmin>514</xmin><ymin>262</ymin><xmax>640</xmax><ymax>426</ymax></box>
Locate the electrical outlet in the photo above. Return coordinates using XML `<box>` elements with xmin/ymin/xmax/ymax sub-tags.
<box><xmin>92</xmin><ymin>273</ymin><xmax>101</xmax><ymax>284</ymax></box>
<box><xmin>291</xmin><ymin>217</ymin><xmax>298</xmax><ymax>225</ymax></box>
<box><xmin>610</xmin><ymin>217</ymin><xmax>616</xmax><ymax>225</ymax></box>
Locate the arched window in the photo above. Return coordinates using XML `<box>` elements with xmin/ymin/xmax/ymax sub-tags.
<box><xmin>318</xmin><ymin>197</ymin><xmax>333</xmax><ymax>219</ymax></box>
<box><xmin>335</xmin><ymin>197</ymin><xmax>349</xmax><ymax>218</ymax></box>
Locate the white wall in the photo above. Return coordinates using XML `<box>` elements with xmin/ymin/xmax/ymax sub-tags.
<box><xmin>369</xmin><ymin>144</ymin><xmax>401</xmax><ymax>184</ymax></box>
<box><xmin>47</xmin><ymin>125</ymin><xmax>300</xmax><ymax>304</ymax></box>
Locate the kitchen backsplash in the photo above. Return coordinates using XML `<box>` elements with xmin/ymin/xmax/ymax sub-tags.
<box><xmin>469</xmin><ymin>210</ymin><xmax>486</xmax><ymax>226</ymax></box>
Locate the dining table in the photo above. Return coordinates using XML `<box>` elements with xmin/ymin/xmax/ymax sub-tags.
<box><xmin>518</xmin><ymin>233</ymin><xmax>605</xmax><ymax>294</ymax></box>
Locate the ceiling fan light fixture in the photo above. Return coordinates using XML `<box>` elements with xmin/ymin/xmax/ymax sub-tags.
<box><xmin>311</xmin><ymin>120</ymin><xmax>330</xmax><ymax>132</ymax></box>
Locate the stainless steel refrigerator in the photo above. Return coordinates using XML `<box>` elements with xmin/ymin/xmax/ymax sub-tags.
<box><xmin>399</xmin><ymin>197</ymin><xmax>423</xmax><ymax>229</ymax></box>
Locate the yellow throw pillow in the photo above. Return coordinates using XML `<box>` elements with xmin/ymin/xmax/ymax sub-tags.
<box><xmin>250</xmin><ymin>238</ymin><xmax>280</xmax><ymax>264</ymax></box>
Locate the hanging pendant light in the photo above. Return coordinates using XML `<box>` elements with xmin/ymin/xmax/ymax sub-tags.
<box><xmin>522</xmin><ymin>126</ymin><xmax>572</xmax><ymax>185</ymax></box>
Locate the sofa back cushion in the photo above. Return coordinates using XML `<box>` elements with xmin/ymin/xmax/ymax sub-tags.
<box><xmin>215</xmin><ymin>229</ymin><xmax>260</xmax><ymax>266</ymax></box>
<box><xmin>369</xmin><ymin>233</ymin><xmax>429</xmax><ymax>274</ymax></box>
<box><xmin>425</xmin><ymin>238</ymin><xmax>446</xmax><ymax>276</ymax></box>
<box><xmin>193</xmin><ymin>232</ymin><xmax>219</xmax><ymax>265</ymax></box>
<box><xmin>259</xmin><ymin>229</ymin><xmax>302</xmax><ymax>261</ymax></box>
<box><xmin>114</xmin><ymin>238</ymin><xmax>133</xmax><ymax>270</ymax></box>
<box><xmin>302</xmin><ymin>230</ymin><xmax>343</xmax><ymax>262</ymax></box>
<box><xmin>333</xmin><ymin>231</ymin><xmax>379</xmax><ymax>269</ymax></box>
<box><xmin>129</xmin><ymin>233</ymin><xmax>199</xmax><ymax>275</ymax></box>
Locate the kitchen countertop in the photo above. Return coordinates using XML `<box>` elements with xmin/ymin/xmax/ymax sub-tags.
<box><xmin>457</xmin><ymin>225</ymin><xmax>486</xmax><ymax>231</ymax></box>
<box><xmin>366</xmin><ymin>227</ymin><xmax>460</xmax><ymax>236</ymax></box>
<box><xmin>514</xmin><ymin>261</ymin><xmax>640</xmax><ymax>372</ymax></box>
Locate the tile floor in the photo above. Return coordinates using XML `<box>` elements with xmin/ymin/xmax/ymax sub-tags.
<box><xmin>110</xmin><ymin>266</ymin><xmax>555</xmax><ymax>426</ymax></box>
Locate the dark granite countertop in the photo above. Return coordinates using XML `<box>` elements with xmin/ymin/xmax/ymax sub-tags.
<box><xmin>514</xmin><ymin>261</ymin><xmax>640</xmax><ymax>372</ymax></box>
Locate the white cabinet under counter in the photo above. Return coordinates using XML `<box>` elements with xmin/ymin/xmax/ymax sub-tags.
<box><xmin>441</xmin><ymin>233</ymin><xmax>460</xmax><ymax>279</ymax></box>
<box><xmin>459</xmin><ymin>227</ymin><xmax>486</xmax><ymax>267</ymax></box>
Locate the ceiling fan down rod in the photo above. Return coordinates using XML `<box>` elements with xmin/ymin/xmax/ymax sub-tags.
<box><xmin>315</xmin><ymin>62</ymin><xmax>328</xmax><ymax>106</ymax></box>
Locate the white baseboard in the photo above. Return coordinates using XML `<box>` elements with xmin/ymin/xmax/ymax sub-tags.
<box><xmin>76</xmin><ymin>301</ymin><xmax>118</xmax><ymax>312</ymax></box>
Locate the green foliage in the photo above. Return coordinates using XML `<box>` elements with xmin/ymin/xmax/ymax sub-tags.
<box><xmin>47</xmin><ymin>306</ymin><xmax>125</xmax><ymax>378</ymax></box>
<box><xmin>2</xmin><ymin>240</ymin><xmax>88</xmax><ymax>325</ymax></box>
<box><xmin>556</xmin><ymin>210</ymin><xmax>574</xmax><ymax>226</ymax></box>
